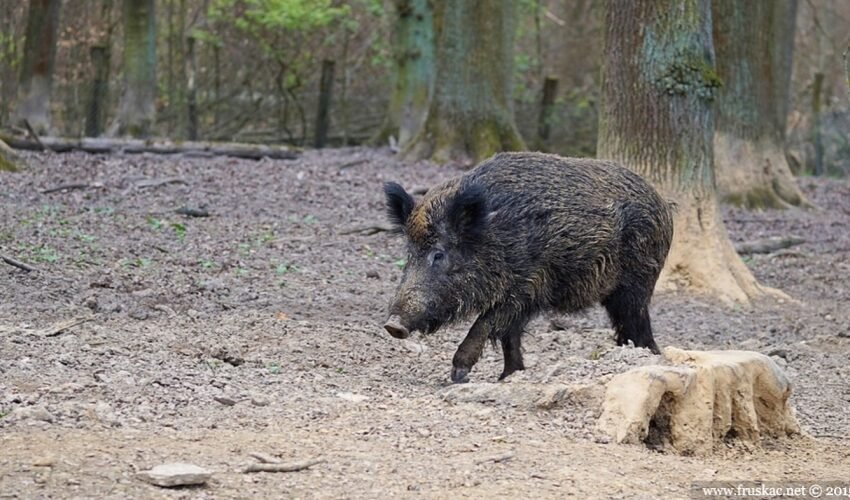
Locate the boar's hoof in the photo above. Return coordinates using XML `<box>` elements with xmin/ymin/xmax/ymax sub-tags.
<box><xmin>451</xmin><ymin>367</ymin><xmax>470</xmax><ymax>384</ymax></box>
<box><xmin>384</xmin><ymin>316</ymin><xmax>410</xmax><ymax>339</ymax></box>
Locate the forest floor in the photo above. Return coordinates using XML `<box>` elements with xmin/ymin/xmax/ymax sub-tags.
<box><xmin>1</xmin><ymin>148</ymin><xmax>849</xmax><ymax>499</ymax></box>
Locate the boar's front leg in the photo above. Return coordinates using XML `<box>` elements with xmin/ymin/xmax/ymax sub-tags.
<box><xmin>451</xmin><ymin>306</ymin><xmax>526</xmax><ymax>383</ymax></box>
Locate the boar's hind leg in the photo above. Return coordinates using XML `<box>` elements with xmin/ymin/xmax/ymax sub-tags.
<box><xmin>452</xmin><ymin>307</ymin><xmax>526</xmax><ymax>384</ymax></box>
<box><xmin>498</xmin><ymin>324</ymin><xmax>525</xmax><ymax>381</ymax></box>
<box><xmin>602</xmin><ymin>286</ymin><xmax>660</xmax><ymax>354</ymax></box>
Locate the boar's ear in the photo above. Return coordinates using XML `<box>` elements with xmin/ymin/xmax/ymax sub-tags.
<box><xmin>447</xmin><ymin>184</ymin><xmax>488</xmax><ymax>243</ymax></box>
<box><xmin>384</xmin><ymin>182</ymin><xmax>415</xmax><ymax>231</ymax></box>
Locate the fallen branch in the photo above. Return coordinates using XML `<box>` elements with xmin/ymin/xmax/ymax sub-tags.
<box><xmin>768</xmin><ymin>249</ymin><xmax>806</xmax><ymax>260</ymax></box>
<box><xmin>474</xmin><ymin>451</ymin><xmax>515</xmax><ymax>465</ymax></box>
<box><xmin>122</xmin><ymin>177</ymin><xmax>187</xmax><ymax>195</ymax></box>
<box><xmin>338</xmin><ymin>158</ymin><xmax>368</xmax><ymax>170</ymax></box>
<box><xmin>37</xmin><ymin>317</ymin><xmax>92</xmax><ymax>337</ymax></box>
<box><xmin>133</xmin><ymin>177</ymin><xmax>187</xmax><ymax>189</ymax></box>
<box><xmin>339</xmin><ymin>224</ymin><xmax>393</xmax><ymax>236</ymax></box>
<box><xmin>41</xmin><ymin>182</ymin><xmax>95</xmax><ymax>194</ymax></box>
<box><xmin>22</xmin><ymin>120</ymin><xmax>48</xmax><ymax>151</ymax></box>
<box><xmin>735</xmin><ymin>236</ymin><xmax>805</xmax><ymax>255</ymax></box>
<box><xmin>1</xmin><ymin>254</ymin><xmax>37</xmax><ymax>272</ymax></box>
<box><xmin>248</xmin><ymin>452</ymin><xmax>280</xmax><ymax>464</ymax></box>
<box><xmin>243</xmin><ymin>458</ymin><xmax>324</xmax><ymax>473</ymax></box>
<box><xmin>815</xmin><ymin>434</ymin><xmax>849</xmax><ymax>440</ymax></box>
<box><xmin>1</xmin><ymin>135</ymin><xmax>299</xmax><ymax>161</ymax></box>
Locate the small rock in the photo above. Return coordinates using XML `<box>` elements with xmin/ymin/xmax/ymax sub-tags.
<box><xmin>768</xmin><ymin>348</ymin><xmax>789</xmax><ymax>360</ymax></box>
<box><xmin>50</xmin><ymin>382</ymin><xmax>85</xmax><ymax>393</ymax></box>
<box><xmin>11</xmin><ymin>405</ymin><xmax>54</xmax><ymax>423</ymax></box>
<box><xmin>32</xmin><ymin>456</ymin><xmax>56</xmax><ymax>467</ymax></box>
<box><xmin>214</xmin><ymin>396</ymin><xmax>237</xmax><ymax>406</ymax></box>
<box><xmin>401</xmin><ymin>340</ymin><xmax>427</xmax><ymax>354</ymax></box>
<box><xmin>211</xmin><ymin>348</ymin><xmax>244</xmax><ymax>367</ymax></box>
<box><xmin>136</xmin><ymin>463</ymin><xmax>211</xmax><ymax>488</ymax></box>
<box><xmin>128</xmin><ymin>307</ymin><xmax>149</xmax><ymax>321</ymax></box>
<box><xmin>416</xmin><ymin>428</ymin><xmax>431</xmax><ymax>438</ymax></box>
<box><xmin>250</xmin><ymin>393</ymin><xmax>270</xmax><ymax>407</ymax></box>
<box><xmin>336</xmin><ymin>392</ymin><xmax>369</xmax><ymax>403</ymax></box>
<box><xmin>200</xmin><ymin>278</ymin><xmax>228</xmax><ymax>293</ymax></box>
<box><xmin>365</xmin><ymin>270</ymin><xmax>380</xmax><ymax>279</ymax></box>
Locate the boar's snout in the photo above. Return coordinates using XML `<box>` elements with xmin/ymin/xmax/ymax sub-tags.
<box><xmin>384</xmin><ymin>315</ymin><xmax>410</xmax><ymax>339</ymax></box>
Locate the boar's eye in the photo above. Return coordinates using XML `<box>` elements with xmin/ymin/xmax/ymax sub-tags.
<box><xmin>428</xmin><ymin>249</ymin><xmax>446</xmax><ymax>267</ymax></box>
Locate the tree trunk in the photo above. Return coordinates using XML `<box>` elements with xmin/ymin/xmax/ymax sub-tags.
<box><xmin>314</xmin><ymin>59</ymin><xmax>335</xmax><ymax>148</ymax></box>
<box><xmin>598</xmin><ymin>0</ymin><xmax>778</xmax><ymax>305</ymax></box>
<box><xmin>13</xmin><ymin>0</ymin><xmax>61</xmax><ymax>134</ymax></box>
<box><xmin>86</xmin><ymin>46</ymin><xmax>110</xmax><ymax>137</ymax></box>
<box><xmin>112</xmin><ymin>0</ymin><xmax>156</xmax><ymax>138</ymax></box>
<box><xmin>0</xmin><ymin>139</ymin><xmax>22</xmax><ymax>172</ymax></box>
<box><xmin>712</xmin><ymin>0</ymin><xmax>809</xmax><ymax>209</ymax></box>
<box><xmin>186</xmin><ymin>35</ymin><xmax>198</xmax><ymax>141</ymax></box>
<box><xmin>372</xmin><ymin>0</ymin><xmax>435</xmax><ymax>148</ymax></box>
<box><xmin>403</xmin><ymin>0</ymin><xmax>525</xmax><ymax>165</ymax></box>
<box><xmin>536</xmin><ymin>76</ymin><xmax>558</xmax><ymax>150</ymax></box>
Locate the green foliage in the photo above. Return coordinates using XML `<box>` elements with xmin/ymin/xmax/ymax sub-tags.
<box><xmin>206</xmin><ymin>0</ymin><xmax>349</xmax><ymax>60</ymax></box>
<box><xmin>211</xmin><ymin>0</ymin><xmax>348</xmax><ymax>33</ymax></box>
<box><xmin>275</xmin><ymin>262</ymin><xmax>299</xmax><ymax>274</ymax></box>
<box><xmin>170</xmin><ymin>222</ymin><xmax>186</xmax><ymax>241</ymax></box>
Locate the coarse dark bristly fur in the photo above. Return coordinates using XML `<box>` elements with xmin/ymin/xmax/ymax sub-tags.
<box><xmin>383</xmin><ymin>152</ymin><xmax>674</xmax><ymax>383</ymax></box>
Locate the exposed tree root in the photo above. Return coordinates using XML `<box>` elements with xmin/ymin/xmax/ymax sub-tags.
<box><xmin>656</xmin><ymin>197</ymin><xmax>788</xmax><ymax>305</ymax></box>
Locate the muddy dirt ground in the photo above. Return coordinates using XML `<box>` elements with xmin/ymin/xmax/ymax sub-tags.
<box><xmin>1</xmin><ymin>148</ymin><xmax>849</xmax><ymax>498</ymax></box>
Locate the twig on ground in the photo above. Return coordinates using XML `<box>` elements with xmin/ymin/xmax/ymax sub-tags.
<box><xmin>248</xmin><ymin>452</ymin><xmax>280</xmax><ymax>464</ymax></box>
<box><xmin>1</xmin><ymin>254</ymin><xmax>37</xmax><ymax>272</ymax></box>
<box><xmin>134</xmin><ymin>177</ymin><xmax>187</xmax><ymax>189</ymax></box>
<box><xmin>768</xmin><ymin>249</ymin><xmax>807</xmax><ymax>260</ymax></box>
<box><xmin>339</xmin><ymin>224</ymin><xmax>393</xmax><ymax>236</ymax></box>
<box><xmin>735</xmin><ymin>236</ymin><xmax>805</xmax><ymax>255</ymax></box>
<box><xmin>41</xmin><ymin>183</ymin><xmax>92</xmax><ymax>194</ymax></box>
<box><xmin>474</xmin><ymin>451</ymin><xmax>515</xmax><ymax>465</ymax></box>
<box><xmin>37</xmin><ymin>317</ymin><xmax>92</xmax><ymax>337</ymax></box>
<box><xmin>243</xmin><ymin>458</ymin><xmax>324</xmax><ymax>473</ymax></box>
<box><xmin>338</xmin><ymin>158</ymin><xmax>368</xmax><ymax>170</ymax></box>
<box><xmin>815</xmin><ymin>434</ymin><xmax>849</xmax><ymax>440</ymax></box>
<box><xmin>122</xmin><ymin>177</ymin><xmax>187</xmax><ymax>196</ymax></box>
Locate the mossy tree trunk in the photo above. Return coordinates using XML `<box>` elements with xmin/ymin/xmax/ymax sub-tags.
<box><xmin>0</xmin><ymin>140</ymin><xmax>22</xmax><ymax>172</ymax></box>
<box><xmin>712</xmin><ymin>0</ymin><xmax>810</xmax><ymax>209</ymax></box>
<box><xmin>13</xmin><ymin>0</ymin><xmax>61</xmax><ymax>134</ymax></box>
<box><xmin>372</xmin><ymin>0</ymin><xmax>434</xmax><ymax>148</ymax></box>
<box><xmin>403</xmin><ymin>0</ymin><xmax>525</xmax><ymax>165</ymax></box>
<box><xmin>598</xmin><ymin>0</ymin><xmax>779</xmax><ymax>305</ymax></box>
<box><xmin>112</xmin><ymin>0</ymin><xmax>157</xmax><ymax>138</ymax></box>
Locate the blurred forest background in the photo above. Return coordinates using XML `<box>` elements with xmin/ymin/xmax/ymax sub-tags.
<box><xmin>0</xmin><ymin>0</ymin><xmax>849</xmax><ymax>175</ymax></box>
